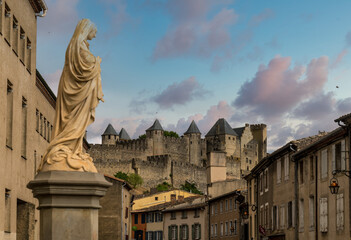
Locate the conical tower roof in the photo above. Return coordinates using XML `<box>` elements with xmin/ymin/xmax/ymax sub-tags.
<box><xmin>119</xmin><ymin>128</ymin><xmax>131</xmax><ymax>140</ymax></box>
<box><xmin>146</xmin><ymin>119</ymin><xmax>164</xmax><ymax>131</ymax></box>
<box><xmin>205</xmin><ymin>118</ymin><xmax>238</xmax><ymax>137</ymax></box>
<box><xmin>184</xmin><ymin>120</ymin><xmax>201</xmax><ymax>135</ymax></box>
<box><xmin>102</xmin><ymin>123</ymin><xmax>118</xmax><ymax>136</ymax></box>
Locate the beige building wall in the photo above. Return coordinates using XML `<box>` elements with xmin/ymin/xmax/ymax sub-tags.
<box><xmin>0</xmin><ymin>1</ymin><xmax>52</xmax><ymax>239</ymax></box>
<box><xmin>163</xmin><ymin>203</ymin><xmax>207</xmax><ymax>240</ymax></box>
<box><xmin>133</xmin><ymin>190</ymin><xmax>200</xmax><ymax>210</ymax></box>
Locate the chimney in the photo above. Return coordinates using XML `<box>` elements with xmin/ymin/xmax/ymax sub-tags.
<box><xmin>178</xmin><ymin>195</ymin><xmax>184</xmax><ymax>202</ymax></box>
<box><xmin>171</xmin><ymin>194</ymin><xmax>176</xmax><ymax>204</ymax></box>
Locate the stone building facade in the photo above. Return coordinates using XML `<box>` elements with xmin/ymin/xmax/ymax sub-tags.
<box><xmin>89</xmin><ymin>119</ymin><xmax>267</xmax><ymax>192</ymax></box>
<box><xmin>0</xmin><ymin>1</ymin><xmax>51</xmax><ymax>240</ymax></box>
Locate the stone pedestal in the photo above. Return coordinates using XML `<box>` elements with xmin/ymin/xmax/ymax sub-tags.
<box><xmin>27</xmin><ymin>171</ymin><xmax>111</xmax><ymax>240</ymax></box>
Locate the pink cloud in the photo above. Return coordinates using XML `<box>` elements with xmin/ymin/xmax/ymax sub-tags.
<box><xmin>234</xmin><ymin>56</ymin><xmax>329</xmax><ymax>119</ymax></box>
<box><xmin>330</xmin><ymin>49</ymin><xmax>348</xmax><ymax>69</ymax></box>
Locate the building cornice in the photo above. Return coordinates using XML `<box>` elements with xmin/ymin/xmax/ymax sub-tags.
<box><xmin>27</xmin><ymin>0</ymin><xmax>47</xmax><ymax>16</ymax></box>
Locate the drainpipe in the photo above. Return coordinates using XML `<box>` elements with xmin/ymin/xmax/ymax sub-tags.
<box><xmin>336</xmin><ymin>120</ymin><xmax>351</xmax><ymax>238</ymax></box>
<box><xmin>255</xmin><ymin>176</ymin><xmax>259</xmax><ymax>240</ymax></box>
<box><xmin>315</xmin><ymin>153</ymin><xmax>318</xmax><ymax>240</ymax></box>
<box><xmin>290</xmin><ymin>144</ymin><xmax>298</xmax><ymax>240</ymax></box>
<box><xmin>35</xmin><ymin>0</ymin><xmax>48</xmax><ymax>17</ymax></box>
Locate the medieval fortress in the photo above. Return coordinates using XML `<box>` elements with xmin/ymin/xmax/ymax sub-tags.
<box><xmin>88</xmin><ymin>119</ymin><xmax>267</xmax><ymax>192</ymax></box>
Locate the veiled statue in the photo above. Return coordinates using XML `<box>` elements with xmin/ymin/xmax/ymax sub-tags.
<box><xmin>38</xmin><ymin>19</ymin><xmax>104</xmax><ymax>172</ymax></box>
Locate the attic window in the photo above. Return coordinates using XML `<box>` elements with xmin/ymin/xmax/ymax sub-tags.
<box><xmin>155</xmin><ymin>197</ymin><xmax>158</xmax><ymax>201</ymax></box>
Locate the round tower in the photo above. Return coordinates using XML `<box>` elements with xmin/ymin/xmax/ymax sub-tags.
<box><xmin>184</xmin><ymin>120</ymin><xmax>201</xmax><ymax>165</ymax></box>
<box><xmin>146</xmin><ymin>119</ymin><xmax>164</xmax><ymax>155</ymax></box>
<box><xmin>101</xmin><ymin>123</ymin><xmax>119</xmax><ymax>145</ymax></box>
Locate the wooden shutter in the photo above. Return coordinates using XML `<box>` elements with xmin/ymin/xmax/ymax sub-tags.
<box><xmin>186</xmin><ymin>225</ymin><xmax>189</xmax><ymax>240</ymax></box>
<box><xmin>198</xmin><ymin>224</ymin><xmax>201</xmax><ymax>239</ymax></box>
<box><xmin>169</xmin><ymin>226</ymin><xmax>172</xmax><ymax>240</ymax></box>
<box><xmin>337</xmin><ymin>194</ymin><xmax>344</xmax><ymax>231</ymax></box>
<box><xmin>292</xmin><ymin>200</ymin><xmax>295</xmax><ymax>227</ymax></box>
<box><xmin>320</xmin><ymin>198</ymin><xmax>328</xmax><ymax>232</ymax></box>
<box><xmin>341</xmin><ymin>140</ymin><xmax>346</xmax><ymax>170</ymax></box>
<box><xmin>176</xmin><ymin>226</ymin><xmax>178</xmax><ymax>240</ymax></box>
<box><xmin>285</xmin><ymin>155</ymin><xmax>289</xmax><ymax>180</ymax></box>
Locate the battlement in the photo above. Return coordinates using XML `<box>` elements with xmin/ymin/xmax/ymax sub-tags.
<box><xmin>250</xmin><ymin>124</ymin><xmax>267</xmax><ymax>130</ymax></box>
<box><xmin>115</xmin><ymin>138</ymin><xmax>148</xmax><ymax>151</ymax></box>
<box><xmin>163</xmin><ymin>136</ymin><xmax>185</xmax><ymax>143</ymax></box>
<box><xmin>147</xmin><ymin>154</ymin><xmax>170</xmax><ymax>162</ymax></box>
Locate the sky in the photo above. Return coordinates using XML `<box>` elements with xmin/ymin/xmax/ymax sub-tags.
<box><xmin>36</xmin><ymin>0</ymin><xmax>351</xmax><ymax>152</ymax></box>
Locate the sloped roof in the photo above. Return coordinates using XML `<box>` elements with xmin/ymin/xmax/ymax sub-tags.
<box><xmin>163</xmin><ymin>196</ymin><xmax>206</xmax><ymax>212</ymax></box>
<box><xmin>119</xmin><ymin>128</ymin><xmax>131</xmax><ymax>140</ymax></box>
<box><xmin>146</xmin><ymin>119</ymin><xmax>164</xmax><ymax>131</ymax></box>
<box><xmin>102</xmin><ymin>123</ymin><xmax>118</xmax><ymax>136</ymax></box>
<box><xmin>233</xmin><ymin>127</ymin><xmax>245</xmax><ymax>137</ymax></box>
<box><xmin>205</xmin><ymin>118</ymin><xmax>238</xmax><ymax>137</ymax></box>
<box><xmin>184</xmin><ymin>120</ymin><xmax>201</xmax><ymax>135</ymax></box>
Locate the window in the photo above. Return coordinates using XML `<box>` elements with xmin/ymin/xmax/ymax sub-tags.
<box><xmin>171</xmin><ymin>212</ymin><xmax>176</xmax><ymax>220</ymax></box>
<box><xmin>156</xmin><ymin>231</ymin><xmax>163</xmax><ymax>240</ymax></box>
<box><xmin>337</xmin><ymin>194</ymin><xmax>344</xmax><ymax>231</ymax></box>
<box><xmin>309</xmin><ymin>196</ymin><xmax>314</xmax><ymax>229</ymax></box>
<box><xmin>181</xmin><ymin>210</ymin><xmax>187</xmax><ymax>219</ymax></box>
<box><xmin>26</xmin><ymin>38</ymin><xmax>32</xmax><ymax>71</ymax></box>
<box><xmin>320</xmin><ymin>198</ymin><xmax>328</xmax><ymax>232</ymax></box>
<box><xmin>5</xmin><ymin>189</ymin><xmax>11</xmax><ymax>233</ymax></box>
<box><xmin>12</xmin><ymin>16</ymin><xmax>18</xmax><ymax>53</ymax></box>
<box><xmin>284</xmin><ymin>155</ymin><xmax>289</xmax><ymax>180</ymax></box>
<box><xmin>6</xmin><ymin>80</ymin><xmax>13</xmax><ymax>148</ymax></box>
<box><xmin>229</xmin><ymin>199</ymin><xmax>232</xmax><ymax>210</ymax></box>
<box><xmin>180</xmin><ymin>225</ymin><xmax>188</xmax><ymax>240</ymax></box>
<box><xmin>155</xmin><ymin>197</ymin><xmax>158</xmax><ymax>201</ymax></box>
<box><xmin>155</xmin><ymin>212</ymin><xmax>163</xmax><ymax>222</ymax></box>
<box><xmin>125</xmin><ymin>207</ymin><xmax>128</xmax><ymax>219</ymax></box>
<box><xmin>211</xmin><ymin>225</ymin><xmax>213</xmax><ymax>237</ymax></box>
<box><xmin>220</xmin><ymin>201</ymin><xmax>223</xmax><ymax>213</ymax></box>
<box><xmin>260</xmin><ymin>173</ymin><xmax>263</xmax><ymax>194</ymax></box>
<box><xmin>214</xmin><ymin>224</ymin><xmax>217</xmax><ymax>237</ymax></box>
<box><xmin>225</xmin><ymin>222</ymin><xmax>228</xmax><ymax>235</ymax></box>
<box><xmin>288</xmin><ymin>201</ymin><xmax>293</xmax><ymax>228</ymax></box>
<box><xmin>4</xmin><ymin>3</ymin><xmax>11</xmax><ymax>43</ymax></box>
<box><xmin>225</xmin><ymin>199</ymin><xmax>228</xmax><ymax>211</ymax></box>
<box><xmin>194</xmin><ymin>209</ymin><xmax>199</xmax><ymax>218</ymax></box>
<box><xmin>36</xmin><ymin>110</ymin><xmax>39</xmax><ymax>132</ymax></box>
<box><xmin>277</xmin><ymin>159</ymin><xmax>281</xmax><ymax>183</ymax></box>
<box><xmin>40</xmin><ymin>113</ymin><xmax>43</xmax><ymax>136</ymax></box>
<box><xmin>310</xmin><ymin>156</ymin><xmax>314</xmax><ymax>180</ymax></box>
<box><xmin>273</xmin><ymin>206</ymin><xmax>277</xmax><ymax>230</ymax></box>
<box><xmin>299</xmin><ymin>160</ymin><xmax>304</xmax><ymax>184</ymax></box>
<box><xmin>264</xmin><ymin>169</ymin><xmax>268</xmax><ymax>191</ymax></box>
<box><xmin>211</xmin><ymin>205</ymin><xmax>214</xmax><ymax>215</ymax></box>
<box><xmin>220</xmin><ymin>223</ymin><xmax>223</xmax><ymax>236</ymax></box>
<box><xmin>265</xmin><ymin>204</ymin><xmax>269</xmax><ymax>229</ymax></box>
<box><xmin>43</xmin><ymin>118</ymin><xmax>47</xmax><ymax>140</ymax></box>
<box><xmin>134</xmin><ymin>214</ymin><xmax>138</xmax><ymax>224</ymax></box>
<box><xmin>321</xmin><ymin>149</ymin><xmax>328</xmax><ymax>179</ymax></box>
<box><xmin>215</xmin><ymin>203</ymin><xmax>218</xmax><ymax>214</ymax></box>
<box><xmin>141</xmin><ymin>213</ymin><xmax>146</xmax><ymax>223</ymax></box>
<box><xmin>19</xmin><ymin>28</ymin><xmax>25</xmax><ymax>63</ymax></box>
<box><xmin>147</xmin><ymin>212</ymin><xmax>154</xmax><ymax>223</ymax></box>
<box><xmin>333</xmin><ymin>141</ymin><xmax>346</xmax><ymax>172</ymax></box>
<box><xmin>170</xmin><ymin>225</ymin><xmax>177</xmax><ymax>240</ymax></box>
<box><xmin>299</xmin><ymin>199</ymin><xmax>304</xmax><ymax>231</ymax></box>
<box><xmin>146</xmin><ymin>231</ymin><xmax>153</xmax><ymax>240</ymax></box>
<box><xmin>193</xmin><ymin>224</ymin><xmax>201</xmax><ymax>240</ymax></box>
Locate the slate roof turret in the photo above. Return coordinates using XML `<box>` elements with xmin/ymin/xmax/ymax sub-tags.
<box><xmin>102</xmin><ymin>123</ymin><xmax>118</xmax><ymax>136</ymax></box>
<box><xmin>184</xmin><ymin>120</ymin><xmax>201</xmax><ymax>135</ymax></box>
<box><xmin>205</xmin><ymin>118</ymin><xmax>238</xmax><ymax>137</ymax></box>
<box><xmin>119</xmin><ymin>128</ymin><xmax>131</xmax><ymax>140</ymax></box>
<box><xmin>146</xmin><ymin>119</ymin><xmax>164</xmax><ymax>131</ymax></box>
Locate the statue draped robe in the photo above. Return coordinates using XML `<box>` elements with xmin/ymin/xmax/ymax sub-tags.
<box><xmin>39</xmin><ymin>20</ymin><xmax>103</xmax><ymax>172</ymax></box>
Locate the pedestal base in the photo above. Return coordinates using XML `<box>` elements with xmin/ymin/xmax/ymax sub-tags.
<box><xmin>27</xmin><ymin>171</ymin><xmax>111</xmax><ymax>240</ymax></box>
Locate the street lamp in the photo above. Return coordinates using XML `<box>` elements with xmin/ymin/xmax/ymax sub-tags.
<box><xmin>329</xmin><ymin>176</ymin><xmax>340</xmax><ymax>195</ymax></box>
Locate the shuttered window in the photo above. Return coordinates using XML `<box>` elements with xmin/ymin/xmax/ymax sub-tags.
<box><xmin>299</xmin><ymin>199</ymin><xmax>304</xmax><ymax>231</ymax></box>
<box><xmin>280</xmin><ymin>205</ymin><xmax>285</xmax><ymax>229</ymax></box>
<box><xmin>320</xmin><ymin>198</ymin><xmax>328</xmax><ymax>232</ymax></box>
<box><xmin>321</xmin><ymin>150</ymin><xmax>328</xmax><ymax>179</ymax></box>
<box><xmin>337</xmin><ymin>194</ymin><xmax>344</xmax><ymax>231</ymax></box>
<box><xmin>284</xmin><ymin>155</ymin><xmax>289</xmax><ymax>180</ymax></box>
<box><xmin>277</xmin><ymin>159</ymin><xmax>281</xmax><ymax>183</ymax></box>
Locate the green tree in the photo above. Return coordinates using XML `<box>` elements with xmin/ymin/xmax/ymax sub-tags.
<box><xmin>128</xmin><ymin>173</ymin><xmax>143</xmax><ymax>188</ymax></box>
<box><xmin>156</xmin><ymin>182</ymin><xmax>171</xmax><ymax>192</ymax></box>
<box><xmin>114</xmin><ymin>171</ymin><xmax>129</xmax><ymax>181</ymax></box>
<box><xmin>164</xmin><ymin>131</ymin><xmax>179</xmax><ymax>138</ymax></box>
<box><xmin>180</xmin><ymin>181</ymin><xmax>203</xmax><ymax>195</ymax></box>
<box><xmin>138</xmin><ymin>134</ymin><xmax>146</xmax><ymax>140</ymax></box>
